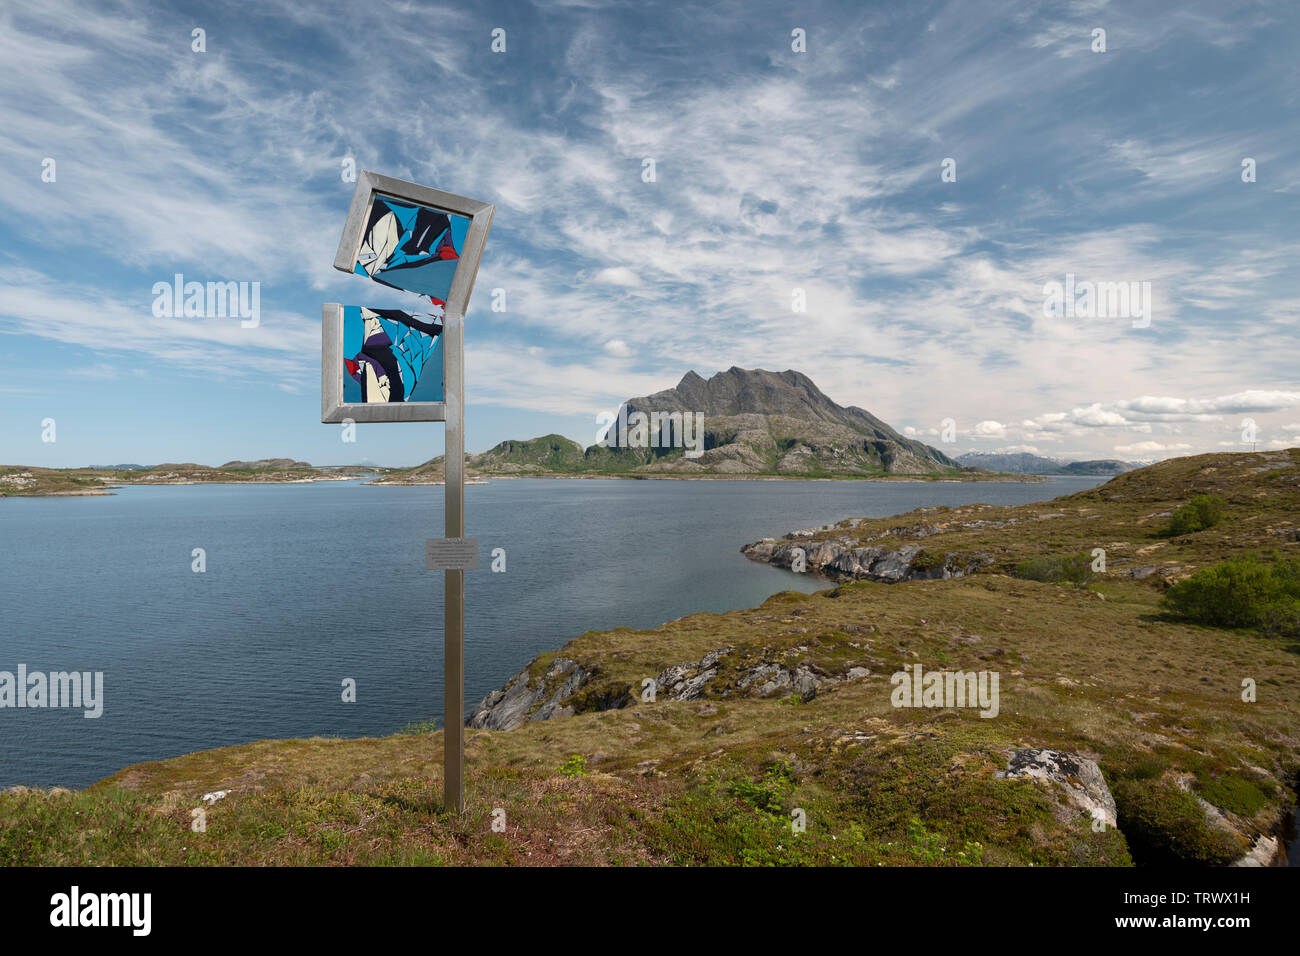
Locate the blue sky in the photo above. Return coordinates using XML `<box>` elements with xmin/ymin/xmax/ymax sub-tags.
<box><xmin>1</xmin><ymin>0</ymin><xmax>1297</xmax><ymax>467</ymax></box>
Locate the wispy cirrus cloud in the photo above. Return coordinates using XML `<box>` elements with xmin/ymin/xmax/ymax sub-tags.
<box><xmin>0</xmin><ymin>0</ymin><xmax>1295</xmax><ymax>464</ymax></box>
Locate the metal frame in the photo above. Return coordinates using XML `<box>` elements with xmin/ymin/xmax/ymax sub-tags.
<box><xmin>332</xmin><ymin>169</ymin><xmax>493</xmax><ymax>319</ymax></box>
<box><xmin>323</xmin><ymin>171</ymin><xmax>493</xmax><ymax>426</ymax></box>
<box><xmin>320</xmin><ymin>303</ymin><xmax>448</xmax><ymax>423</ymax></box>
<box><xmin>322</xmin><ymin>171</ymin><xmax>493</xmax><ymax>815</ymax></box>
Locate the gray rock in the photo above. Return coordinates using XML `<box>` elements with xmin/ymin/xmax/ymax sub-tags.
<box><xmin>652</xmin><ymin>647</ymin><xmax>734</xmax><ymax>701</ymax></box>
<box><xmin>468</xmin><ymin>657</ymin><xmax>587</xmax><ymax>730</ymax></box>
<box><xmin>1230</xmin><ymin>834</ymin><xmax>1279</xmax><ymax>867</ymax></box>
<box><xmin>468</xmin><ymin>672</ymin><xmax>536</xmax><ymax>730</ymax></box>
<box><xmin>1125</xmin><ymin>566</ymin><xmax>1161</xmax><ymax>579</ymax></box>
<box><xmin>675</xmin><ymin>668</ymin><xmax>718</xmax><ymax>701</ymax></box>
<box><xmin>531</xmin><ymin>663</ymin><xmax>587</xmax><ymax>722</ymax></box>
<box><xmin>742</xmin><ymin>536</ymin><xmax>991</xmax><ymax>584</ymax></box>
<box><xmin>869</xmin><ymin>546</ymin><xmax>923</xmax><ymax>582</ymax></box>
<box><xmin>791</xmin><ymin>665</ymin><xmax>820</xmax><ymax>696</ymax></box>
<box><xmin>738</xmin><ymin>662</ymin><xmax>831</xmax><ymax>700</ymax></box>
<box><xmin>999</xmin><ymin>748</ymin><xmax>1117</xmax><ymax>828</ymax></box>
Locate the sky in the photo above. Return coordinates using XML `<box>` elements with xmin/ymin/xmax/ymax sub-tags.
<box><xmin>1</xmin><ymin>0</ymin><xmax>1297</xmax><ymax>468</ymax></box>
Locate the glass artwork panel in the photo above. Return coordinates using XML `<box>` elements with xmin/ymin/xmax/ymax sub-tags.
<box><xmin>354</xmin><ymin>195</ymin><xmax>470</xmax><ymax>302</ymax></box>
<box><xmin>342</xmin><ymin>305</ymin><xmax>444</xmax><ymax>404</ymax></box>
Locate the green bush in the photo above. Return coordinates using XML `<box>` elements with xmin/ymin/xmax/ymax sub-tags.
<box><xmin>1167</xmin><ymin>494</ymin><xmax>1226</xmax><ymax>536</ymax></box>
<box><xmin>727</xmin><ymin>761</ymin><xmax>795</xmax><ymax>816</ymax></box>
<box><xmin>1013</xmin><ymin>552</ymin><xmax>1095</xmax><ymax>588</ymax></box>
<box><xmin>1162</xmin><ymin>553</ymin><xmax>1300</xmax><ymax>637</ymax></box>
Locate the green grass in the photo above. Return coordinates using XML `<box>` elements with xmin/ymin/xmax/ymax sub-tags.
<box><xmin>1196</xmin><ymin>774</ymin><xmax>1271</xmax><ymax>818</ymax></box>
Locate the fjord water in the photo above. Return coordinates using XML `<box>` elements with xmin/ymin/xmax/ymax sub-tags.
<box><xmin>0</xmin><ymin>476</ymin><xmax>1104</xmax><ymax>789</ymax></box>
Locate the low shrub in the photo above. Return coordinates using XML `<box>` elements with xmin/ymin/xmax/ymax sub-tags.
<box><xmin>1167</xmin><ymin>494</ymin><xmax>1226</xmax><ymax>536</ymax></box>
<box><xmin>558</xmin><ymin>754</ymin><xmax>587</xmax><ymax>778</ymax></box>
<box><xmin>1162</xmin><ymin>553</ymin><xmax>1300</xmax><ymax>638</ymax></box>
<box><xmin>1013</xmin><ymin>552</ymin><xmax>1095</xmax><ymax>588</ymax></box>
<box><xmin>1112</xmin><ymin>778</ymin><xmax>1243</xmax><ymax>866</ymax></box>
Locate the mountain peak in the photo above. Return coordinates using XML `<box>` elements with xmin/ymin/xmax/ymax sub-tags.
<box><xmin>609</xmin><ymin>366</ymin><xmax>955</xmax><ymax>474</ymax></box>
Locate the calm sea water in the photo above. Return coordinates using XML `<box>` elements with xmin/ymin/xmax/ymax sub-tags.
<box><xmin>0</xmin><ymin>475</ymin><xmax>1104</xmax><ymax>789</ymax></box>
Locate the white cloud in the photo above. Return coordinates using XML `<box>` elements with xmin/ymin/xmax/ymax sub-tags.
<box><xmin>0</xmin><ymin>0</ymin><xmax>1295</xmax><ymax>464</ymax></box>
<box><xmin>1117</xmin><ymin>391</ymin><xmax>1300</xmax><ymax>420</ymax></box>
<box><xmin>592</xmin><ymin>267</ymin><xmax>642</xmax><ymax>287</ymax></box>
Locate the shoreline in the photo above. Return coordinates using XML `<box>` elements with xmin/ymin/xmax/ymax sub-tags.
<box><xmin>1</xmin><ymin>473</ymin><xmax>368</xmax><ymax>498</ymax></box>
<box><xmin>2</xmin><ymin>471</ymin><xmax>1088</xmax><ymax>497</ymax></box>
<box><xmin>367</xmin><ymin>471</ymin><xmax>1062</xmax><ymax>486</ymax></box>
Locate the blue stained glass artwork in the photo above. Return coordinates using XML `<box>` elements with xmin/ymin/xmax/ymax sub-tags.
<box><xmin>354</xmin><ymin>195</ymin><xmax>470</xmax><ymax>303</ymax></box>
<box><xmin>342</xmin><ymin>305</ymin><xmax>444</xmax><ymax>404</ymax></box>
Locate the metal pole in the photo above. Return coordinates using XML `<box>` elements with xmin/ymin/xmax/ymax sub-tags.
<box><xmin>443</xmin><ymin>310</ymin><xmax>466</xmax><ymax>814</ymax></box>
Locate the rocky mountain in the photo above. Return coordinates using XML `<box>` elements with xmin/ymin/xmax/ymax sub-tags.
<box><xmin>376</xmin><ymin>367</ymin><xmax>958</xmax><ymax>482</ymax></box>
<box><xmin>595</xmin><ymin>367</ymin><xmax>956</xmax><ymax>475</ymax></box>
<box><xmin>956</xmin><ymin>451</ymin><xmax>1132</xmax><ymax>476</ymax></box>
<box><xmin>1058</xmin><ymin>459</ymin><xmax>1134</xmax><ymax>476</ymax></box>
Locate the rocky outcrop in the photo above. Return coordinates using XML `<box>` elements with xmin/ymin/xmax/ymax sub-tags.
<box><xmin>470</xmin><ymin>641</ymin><xmax>878</xmax><ymax>729</ymax></box>
<box><xmin>998</xmin><ymin>749</ymin><xmax>1117</xmax><ymax>828</ymax></box>
<box><xmin>1118</xmin><ymin>564</ymin><xmax>1187</xmax><ymax>584</ymax></box>
<box><xmin>738</xmin><ymin>663</ymin><xmax>823</xmax><ymax>700</ymax></box>
<box><xmin>1231</xmin><ymin>834</ymin><xmax>1280</xmax><ymax>867</ymax></box>
<box><xmin>742</xmin><ymin>536</ymin><xmax>991</xmax><ymax>583</ymax></box>
<box><xmin>994</xmin><ymin>753</ymin><xmax>1285</xmax><ymax>865</ymax></box>
<box><xmin>653</xmin><ymin>648</ymin><xmax>733</xmax><ymax>701</ymax></box>
<box><xmin>659</xmin><ymin>649</ymin><xmax>870</xmax><ymax>703</ymax></box>
<box><xmin>468</xmin><ymin>657</ymin><xmax>588</xmax><ymax>730</ymax></box>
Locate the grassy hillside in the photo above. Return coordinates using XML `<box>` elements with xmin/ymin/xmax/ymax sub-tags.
<box><xmin>2</xmin><ymin>450</ymin><xmax>1297</xmax><ymax>866</ymax></box>
<box><xmin>753</xmin><ymin>448</ymin><xmax>1300</xmax><ymax>591</ymax></box>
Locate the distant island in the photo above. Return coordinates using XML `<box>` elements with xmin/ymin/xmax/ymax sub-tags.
<box><xmin>3</xmin><ymin>368</ymin><xmax>1139</xmax><ymax>496</ymax></box>
<box><xmin>0</xmin><ymin>461</ymin><xmax>386</xmax><ymax>497</ymax></box>
<box><xmin>955</xmin><ymin>451</ymin><xmax>1134</xmax><ymax>476</ymax></box>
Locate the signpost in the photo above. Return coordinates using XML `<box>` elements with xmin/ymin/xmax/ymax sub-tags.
<box><xmin>323</xmin><ymin>171</ymin><xmax>493</xmax><ymax>814</ymax></box>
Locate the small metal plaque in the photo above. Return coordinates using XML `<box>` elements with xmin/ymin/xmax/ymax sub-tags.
<box><xmin>426</xmin><ymin>538</ymin><xmax>479</xmax><ymax>570</ymax></box>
